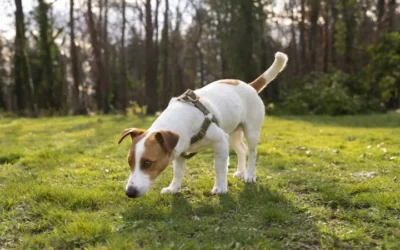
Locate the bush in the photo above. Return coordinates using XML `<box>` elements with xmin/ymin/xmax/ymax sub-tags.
<box><xmin>277</xmin><ymin>71</ymin><xmax>385</xmax><ymax>115</ymax></box>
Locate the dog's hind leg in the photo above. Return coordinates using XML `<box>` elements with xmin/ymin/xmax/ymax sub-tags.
<box><xmin>229</xmin><ymin>129</ymin><xmax>247</xmax><ymax>180</ymax></box>
<box><xmin>161</xmin><ymin>157</ymin><xmax>186</xmax><ymax>194</ymax></box>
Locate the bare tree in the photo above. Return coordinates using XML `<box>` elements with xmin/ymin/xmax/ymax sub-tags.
<box><xmin>87</xmin><ymin>0</ymin><xmax>108</xmax><ymax>113</ymax></box>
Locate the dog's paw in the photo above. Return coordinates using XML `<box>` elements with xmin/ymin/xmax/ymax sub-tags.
<box><xmin>212</xmin><ymin>186</ymin><xmax>228</xmax><ymax>194</ymax></box>
<box><xmin>233</xmin><ymin>171</ymin><xmax>245</xmax><ymax>179</ymax></box>
<box><xmin>161</xmin><ymin>186</ymin><xmax>180</xmax><ymax>194</ymax></box>
<box><xmin>244</xmin><ymin>174</ymin><xmax>256</xmax><ymax>183</ymax></box>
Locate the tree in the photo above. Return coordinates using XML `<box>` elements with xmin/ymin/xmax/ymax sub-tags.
<box><xmin>102</xmin><ymin>0</ymin><xmax>110</xmax><ymax>113</ymax></box>
<box><xmin>329</xmin><ymin>0</ymin><xmax>338</xmax><ymax>67</ymax></box>
<box><xmin>160</xmin><ymin>0</ymin><xmax>170</xmax><ymax>108</ymax></box>
<box><xmin>376</xmin><ymin>0</ymin><xmax>385</xmax><ymax>39</ymax></box>
<box><xmin>119</xmin><ymin>0</ymin><xmax>127</xmax><ymax>114</ymax></box>
<box><xmin>37</xmin><ymin>0</ymin><xmax>55</xmax><ymax>110</ymax></box>
<box><xmin>14</xmin><ymin>0</ymin><xmax>36</xmax><ymax>116</ymax></box>
<box><xmin>0</xmin><ymin>38</ymin><xmax>5</xmax><ymax>110</ymax></box>
<box><xmin>191</xmin><ymin>2</ymin><xmax>206</xmax><ymax>87</ymax></box>
<box><xmin>70</xmin><ymin>0</ymin><xmax>84</xmax><ymax>114</ymax></box>
<box><xmin>235</xmin><ymin>0</ymin><xmax>255</xmax><ymax>81</ymax></box>
<box><xmin>87</xmin><ymin>0</ymin><xmax>108</xmax><ymax>113</ymax></box>
<box><xmin>388</xmin><ymin>0</ymin><xmax>397</xmax><ymax>33</ymax></box>
<box><xmin>338</xmin><ymin>0</ymin><xmax>357</xmax><ymax>73</ymax></box>
<box><xmin>309</xmin><ymin>0</ymin><xmax>321</xmax><ymax>71</ymax></box>
<box><xmin>299</xmin><ymin>0</ymin><xmax>307</xmax><ymax>74</ymax></box>
<box><xmin>145</xmin><ymin>0</ymin><xmax>158</xmax><ymax>114</ymax></box>
<box><xmin>322</xmin><ymin>0</ymin><xmax>329</xmax><ymax>72</ymax></box>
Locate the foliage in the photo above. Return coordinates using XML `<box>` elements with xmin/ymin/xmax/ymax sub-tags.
<box><xmin>276</xmin><ymin>71</ymin><xmax>385</xmax><ymax>115</ymax></box>
<box><xmin>276</xmin><ymin>33</ymin><xmax>400</xmax><ymax>115</ymax></box>
<box><xmin>363</xmin><ymin>33</ymin><xmax>400</xmax><ymax>108</ymax></box>
<box><xmin>1</xmin><ymin>115</ymin><xmax>400</xmax><ymax>248</ymax></box>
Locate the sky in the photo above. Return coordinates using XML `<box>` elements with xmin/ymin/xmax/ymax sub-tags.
<box><xmin>0</xmin><ymin>0</ymin><xmax>190</xmax><ymax>40</ymax></box>
<box><xmin>0</xmin><ymin>0</ymin><xmax>286</xmax><ymax>40</ymax></box>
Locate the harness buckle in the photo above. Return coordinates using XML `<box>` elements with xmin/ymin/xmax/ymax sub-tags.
<box><xmin>186</xmin><ymin>93</ymin><xmax>198</xmax><ymax>102</ymax></box>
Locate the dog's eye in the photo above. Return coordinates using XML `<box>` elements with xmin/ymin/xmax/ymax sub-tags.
<box><xmin>142</xmin><ymin>160</ymin><xmax>152</xmax><ymax>169</ymax></box>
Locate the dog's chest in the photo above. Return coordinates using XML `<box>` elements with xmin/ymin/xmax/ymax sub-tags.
<box><xmin>186</xmin><ymin>137</ymin><xmax>214</xmax><ymax>153</ymax></box>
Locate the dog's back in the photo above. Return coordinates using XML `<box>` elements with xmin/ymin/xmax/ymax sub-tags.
<box><xmin>194</xmin><ymin>52</ymin><xmax>288</xmax><ymax>134</ymax></box>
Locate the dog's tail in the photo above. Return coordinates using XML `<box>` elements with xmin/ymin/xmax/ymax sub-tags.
<box><xmin>249</xmin><ymin>52</ymin><xmax>288</xmax><ymax>93</ymax></box>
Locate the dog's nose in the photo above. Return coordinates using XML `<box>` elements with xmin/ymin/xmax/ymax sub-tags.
<box><xmin>126</xmin><ymin>186</ymin><xmax>139</xmax><ymax>198</ymax></box>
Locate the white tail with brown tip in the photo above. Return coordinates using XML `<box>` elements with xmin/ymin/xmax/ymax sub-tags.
<box><xmin>249</xmin><ymin>52</ymin><xmax>288</xmax><ymax>93</ymax></box>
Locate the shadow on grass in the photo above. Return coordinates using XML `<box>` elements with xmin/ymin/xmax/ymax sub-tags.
<box><xmin>275</xmin><ymin>113</ymin><xmax>400</xmax><ymax>128</ymax></box>
<box><xmin>122</xmin><ymin>183</ymin><xmax>322</xmax><ymax>249</ymax></box>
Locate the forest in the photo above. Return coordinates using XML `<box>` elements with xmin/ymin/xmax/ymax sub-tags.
<box><xmin>0</xmin><ymin>0</ymin><xmax>399</xmax><ymax>116</ymax></box>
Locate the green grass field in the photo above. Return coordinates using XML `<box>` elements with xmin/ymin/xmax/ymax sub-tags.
<box><xmin>1</xmin><ymin>114</ymin><xmax>400</xmax><ymax>249</ymax></box>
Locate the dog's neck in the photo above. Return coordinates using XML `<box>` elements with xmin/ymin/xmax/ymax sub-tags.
<box><xmin>148</xmin><ymin>100</ymin><xmax>205</xmax><ymax>160</ymax></box>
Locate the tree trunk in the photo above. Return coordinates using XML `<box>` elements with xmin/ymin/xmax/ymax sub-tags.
<box><xmin>70</xmin><ymin>0</ymin><xmax>84</xmax><ymax>114</ymax></box>
<box><xmin>299</xmin><ymin>0</ymin><xmax>307</xmax><ymax>74</ymax></box>
<box><xmin>216</xmin><ymin>9</ymin><xmax>227</xmax><ymax>78</ymax></box>
<box><xmin>145</xmin><ymin>0</ymin><xmax>158</xmax><ymax>114</ymax></box>
<box><xmin>309</xmin><ymin>0</ymin><xmax>321</xmax><ymax>71</ymax></box>
<box><xmin>87</xmin><ymin>0</ymin><xmax>106</xmax><ymax>113</ymax></box>
<box><xmin>388</xmin><ymin>0</ymin><xmax>396</xmax><ymax>32</ymax></box>
<box><xmin>38</xmin><ymin>0</ymin><xmax>56</xmax><ymax>110</ymax></box>
<box><xmin>194</xmin><ymin>8</ymin><xmax>205</xmax><ymax>87</ymax></box>
<box><xmin>341</xmin><ymin>0</ymin><xmax>356</xmax><ymax>72</ymax></box>
<box><xmin>239</xmin><ymin>0</ymin><xmax>254</xmax><ymax>81</ymax></box>
<box><xmin>14</xmin><ymin>0</ymin><xmax>36</xmax><ymax>116</ymax></box>
<box><xmin>102</xmin><ymin>0</ymin><xmax>110</xmax><ymax>113</ymax></box>
<box><xmin>97</xmin><ymin>0</ymin><xmax>103</xmax><ymax>40</ymax></box>
<box><xmin>119</xmin><ymin>0</ymin><xmax>127</xmax><ymax>114</ymax></box>
<box><xmin>376</xmin><ymin>0</ymin><xmax>385</xmax><ymax>40</ymax></box>
<box><xmin>289</xmin><ymin>0</ymin><xmax>299</xmax><ymax>75</ymax></box>
<box><xmin>323</xmin><ymin>0</ymin><xmax>329</xmax><ymax>73</ymax></box>
<box><xmin>161</xmin><ymin>0</ymin><xmax>170</xmax><ymax>108</ymax></box>
<box><xmin>154</xmin><ymin>0</ymin><xmax>161</xmax><ymax>101</ymax></box>
<box><xmin>329</xmin><ymin>0</ymin><xmax>338</xmax><ymax>67</ymax></box>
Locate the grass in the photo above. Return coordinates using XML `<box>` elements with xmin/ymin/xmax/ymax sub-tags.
<box><xmin>1</xmin><ymin>114</ymin><xmax>400</xmax><ymax>249</ymax></box>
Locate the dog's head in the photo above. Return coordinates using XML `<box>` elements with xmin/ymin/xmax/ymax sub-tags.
<box><xmin>118</xmin><ymin>128</ymin><xmax>179</xmax><ymax>198</ymax></box>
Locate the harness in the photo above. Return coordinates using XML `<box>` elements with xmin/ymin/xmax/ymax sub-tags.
<box><xmin>177</xmin><ymin>89</ymin><xmax>219</xmax><ymax>159</ymax></box>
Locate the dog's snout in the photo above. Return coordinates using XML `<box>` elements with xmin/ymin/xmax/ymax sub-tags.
<box><xmin>126</xmin><ymin>186</ymin><xmax>139</xmax><ymax>198</ymax></box>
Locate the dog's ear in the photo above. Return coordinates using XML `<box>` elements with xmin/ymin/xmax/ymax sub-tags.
<box><xmin>154</xmin><ymin>130</ymin><xmax>180</xmax><ymax>153</ymax></box>
<box><xmin>118</xmin><ymin>128</ymin><xmax>146</xmax><ymax>144</ymax></box>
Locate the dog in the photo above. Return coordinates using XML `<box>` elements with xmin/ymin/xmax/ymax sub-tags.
<box><xmin>118</xmin><ymin>52</ymin><xmax>288</xmax><ymax>198</ymax></box>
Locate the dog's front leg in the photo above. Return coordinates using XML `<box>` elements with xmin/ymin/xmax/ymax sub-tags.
<box><xmin>161</xmin><ymin>157</ymin><xmax>186</xmax><ymax>194</ymax></box>
<box><xmin>212</xmin><ymin>136</ymin><xmax>229</xmax><ymax>194</ymax></box>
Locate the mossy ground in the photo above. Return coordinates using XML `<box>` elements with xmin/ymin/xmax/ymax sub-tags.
<box><xmin>1</xmin><ymin>114</ymin><xmax>399</xmax><ymax>249</ymax></box>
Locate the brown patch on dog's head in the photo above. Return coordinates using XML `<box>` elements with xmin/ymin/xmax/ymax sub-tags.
<box><xmin>219</xmin><ymin>79</ymin><xmax>240</xmax><ymax>85</ymax></box>
<box><xmin>139</xmin><ymin>131</ymin><xmax>180</xmax><ymax>180</ymax></box>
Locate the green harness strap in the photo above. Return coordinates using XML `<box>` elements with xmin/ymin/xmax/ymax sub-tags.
<box><xmin>177</xmin><ymin>89</ymin><xmax>219</xmax><ymax>159</ymax></box>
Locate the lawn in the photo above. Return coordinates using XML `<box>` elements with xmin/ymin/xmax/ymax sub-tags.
<box><xmin>1</xmin><ymin>114</ymin><xmax>400</xmax><ymax>249</ymax></box>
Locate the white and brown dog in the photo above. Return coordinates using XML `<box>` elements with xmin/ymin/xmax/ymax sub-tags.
<box><xmin>118</xmin><ymin>52</ymin><xmax>288</xmax><ymax>198</ymax></box>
